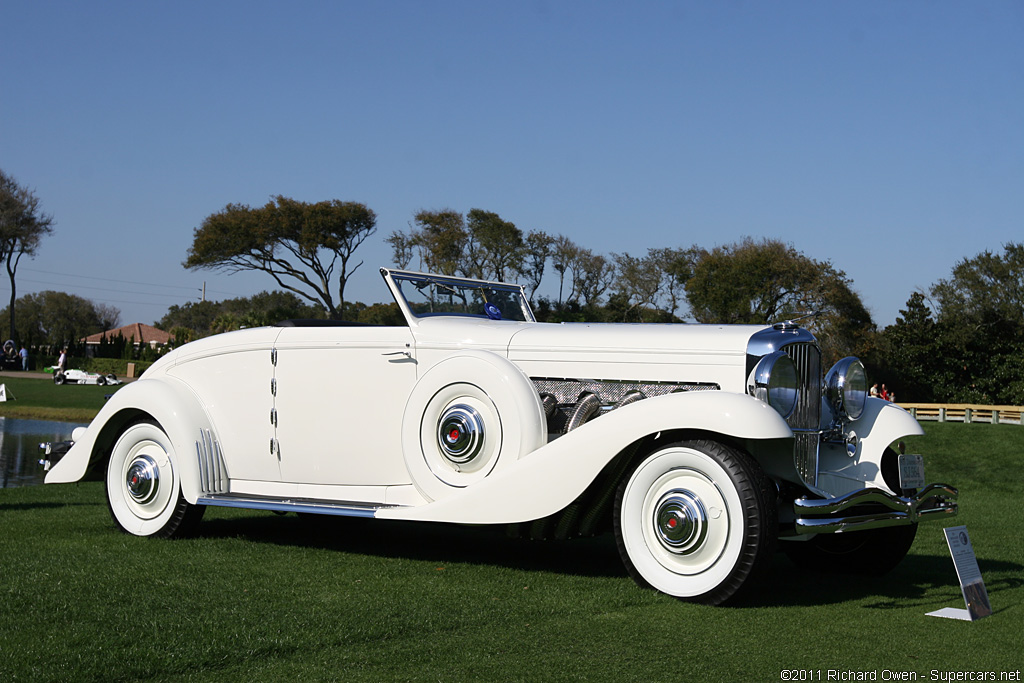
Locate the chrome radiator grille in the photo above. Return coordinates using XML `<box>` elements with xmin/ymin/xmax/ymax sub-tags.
<box><xmin>783</xmin><ymin>342</ymin><xmax>822</xmax><ymax>487</ymax></box>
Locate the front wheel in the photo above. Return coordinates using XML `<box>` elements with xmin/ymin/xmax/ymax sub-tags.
<box><xmin>614</xmin><ymin>439</ymin><xmax>776</xmax><ymax>605</ymax></box>
<box><xmin>105</xmin><ymin>421</ymin><xmax>204</xmax><ymax>538</ymax></box>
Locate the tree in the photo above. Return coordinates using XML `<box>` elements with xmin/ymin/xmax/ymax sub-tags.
<box><xmin>94</xmin><ymin>303</ymin><xmax>121</xmax><ymax>331</ymax></box>
<box><xmin>0</xmin><ymin>169</ymin><xmax>55</xmax><ymax>340</ymax></box>
<box><xmin>158</xmin><ymin>290</ymin><xmax>323</xmax><ymax>337</ymax></box>
<box><xmin>392</xmin><ymin>208</ymin><xmax>537</xmax><ymax>286</ymax></box>
<box><xmin>184</xmin><ymin>196</ymin><xmax>376</xmax><ymax>319</ymax></box>
<box><xmin>612</xmin><ymin>251</ymin><xmax>664</xmax><ymax>321</ymax></box>
<box><xmin>879</xmin><ymin>293</ymin><xmax>946</xmax><ymax>402</ymax></box>
<box><xmin>926</xmin><ymin>243</ymin><xmax>1024</xmax><ymax>404</ymax></box>
<box><xmin>931</xmin><ymin>243</ymin><xmax>1024</xmax><ymax>330</ymax></box>
<box><xmin>465</xmin><ymin>209</ymin><xmax>524</xmax><ymax>281</ymax></box>
<box><xmin>550</xmin><ymin>235</ymin><xmax>580</xmax><ymax>305</ymax></box>
<box><xmin>548</xmin><ymin>236</ymin><xmax>613</xmax><ymax>307</ymax></box>
<box><xmin>650</xmin><ymin>246</ymin><xmax>700</xmax><ymax>320</ymax></box>
<box><xmin>578</xmin><ymin>252</ymin><xmax>615</xmax><ymax>307</ymax></box>
<box><xmin>521</xmin><ymin>230</ymin><xmax>553</xmax><ymax>305</ymax></box>
<box><xmin>685</xmin><ymin>238</ymin><xmax>873</xmax><ymax>365</ymax></box>
<box><xmin>157</xmin><ymin>300</ymin><xmax>223</xmax><ymax>337</ymax></box>
<box><xmin>406</xmin><ymin>209</ymin><xmax>467</xmax><ymax>276</ymax></box>
<box><xmin>385</xmin><ymin>231</ymin><xmax>416</xmax><ymax>270</ymax></box>
<box><xmin>0</xmin><ymin>291</ymin><xmax>114</xmax><ymax>351</ymax></box>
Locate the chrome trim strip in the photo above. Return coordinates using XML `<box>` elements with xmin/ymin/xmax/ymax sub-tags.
<box><xmin>197</xmin><ymin>495</ymin><xmax>399</xmax><ymax>518</ymax></box>
<box><xmin>195</xmin><ymin>437</ymin><xmax>207</xmax><ymax>493</ymax></box>
<box><xmin>793</xmin><ymin>483</ymin><xmax>959</xmax><ymax>534</ymax></box>
<box><xmin>195</xmin><ymin>429</ymin><xmax>227</xmax><ymax>496</ymax></box>
<box><xmin>211</xmin><ymin>436</ymin><xmax>221</xmax><ymax>493</ymax></box>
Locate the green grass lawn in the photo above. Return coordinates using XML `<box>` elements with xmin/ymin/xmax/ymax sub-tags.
<box><xmin>1</xmin><ymin>423</ymin><xmax>1021</xmax><ymax>682</ymax></box>
<box><xmin>0</xmin><ymin>375</ymin><xmax>123</xmax><ymax>421</ymax></box>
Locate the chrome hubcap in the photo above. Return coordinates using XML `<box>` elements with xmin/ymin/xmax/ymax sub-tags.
<box><xmin>125</xmin><ymin>454</ymin><xmax>160</xmax><ymax>505</ymax></box>
<box><xmin>653</xmin><ymin>489</ymin><xmax>708</xmax><ymax>555</ymax></box>
<box><xmin>437</xmin><ymin>404</ymin><xmax>484</xmax><ymax>464</ymax></box>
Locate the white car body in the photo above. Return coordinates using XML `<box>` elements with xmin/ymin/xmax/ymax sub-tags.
<box><xmin>44</xmin><ymin>268</ymin><xmax>958</xmax><ymax>604</ymax></box>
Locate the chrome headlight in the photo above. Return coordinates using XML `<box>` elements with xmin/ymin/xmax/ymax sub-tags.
<box><xmin>751</xmin><ymin>351</ymin><xmax>799</xmax><ymax>419</ymax></box>
<box><xmin>824</xmin><ymin>357</ymin><xmax>868</xmax><ymax>421</ymax></box>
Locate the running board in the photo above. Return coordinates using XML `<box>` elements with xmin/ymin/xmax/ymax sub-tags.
<box><xmin>197</xmin><ymin>494</ymin><xmax>402</xmax><ymax>519</ymax></box>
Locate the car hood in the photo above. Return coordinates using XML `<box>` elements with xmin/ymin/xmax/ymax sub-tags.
<box><xmin>506</xmin><ymin>322</ymin><xmax>764</xmax><ymax>390</ymax></box>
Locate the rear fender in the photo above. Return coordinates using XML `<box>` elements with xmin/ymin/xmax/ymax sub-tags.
<box><xmin>379</xmin><ymin>390</ymin><xmax>792</xmax><ymax>524</ymax></box>
<box><xmin>45</xmin><ymin>377</ymin><xmax>216</xmax><ymax>504</ymax></box>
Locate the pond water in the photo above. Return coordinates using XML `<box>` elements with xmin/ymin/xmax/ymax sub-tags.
<box><xmin>0</xmin><ymin>417</ymin><xmax>88</xmax><ymax>488</ymax></box>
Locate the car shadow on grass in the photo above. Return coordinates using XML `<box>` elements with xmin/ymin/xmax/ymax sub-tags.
<box><xmin>194</xmin><ymin>510</ymin><xmax>1023</xmax><ymax>608</ymax></box>
<box><xmin>731</xmin><ymin>551</ymin><xmax>1024</xmax><ymax>610</ymax></box>
<box><xmin>198</xmin><ymin>511</ymin><xmax>629</xmax><ymax>579</ymax></box>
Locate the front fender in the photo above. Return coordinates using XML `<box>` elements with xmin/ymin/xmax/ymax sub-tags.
<box><xmin>378</xmin><ymin>390</ymin><xmax>792</xmax><ymax>524</ymax></box>
<box><xmin>45</xmin><ymin>377</ymin><xmax>215</xmax><ymax>504</ymax></box>
<box><xmin>817</xmin><ymin>397</ymin><xmax>925</xmax><ymax>496</ymax></box>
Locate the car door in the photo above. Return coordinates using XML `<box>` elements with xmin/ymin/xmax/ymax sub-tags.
<box><xmin>272</xmin><ymin>324</ymin><xmax>417</xmax><ymax>487</ymax></box>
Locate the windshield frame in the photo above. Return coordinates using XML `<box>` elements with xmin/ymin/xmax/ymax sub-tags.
<box><xmin>381</xmin><ymin>268</ymin><xmax>536</xmax><ymax>325</ymax></box>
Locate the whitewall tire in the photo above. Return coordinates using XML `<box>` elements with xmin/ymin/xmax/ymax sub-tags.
<box><xmin>105</xmin><ymin>421</ymin><xmax>204</xmax><ymax>538</ymax></box>
<box><xmin>614</xmin><ymin>439</ymin><xmax>776</xmax><ymax>605</ymax></box>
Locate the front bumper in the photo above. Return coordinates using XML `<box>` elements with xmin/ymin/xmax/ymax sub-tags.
<box><xmin>793</xmin><ymin>483</ymin><xmax>959</xmax><ymax>534</ymax></box>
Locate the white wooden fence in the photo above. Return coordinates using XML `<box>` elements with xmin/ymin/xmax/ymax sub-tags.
<box><xmin>898</xmin><ymin>403</ymin><xmax>1023</xmax><ymax>425</ymax></box>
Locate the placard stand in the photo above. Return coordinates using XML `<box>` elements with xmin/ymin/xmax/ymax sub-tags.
<box><xmin>927</xmin><ymin>525</ymin><xmax>992</xmax><ymax>621</ymax></box>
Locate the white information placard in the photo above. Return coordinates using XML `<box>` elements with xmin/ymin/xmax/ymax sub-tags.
<box><xmin>927</xmin><ymin>526</ymin><xmax>992</xmax><ymax>621</ymax></box>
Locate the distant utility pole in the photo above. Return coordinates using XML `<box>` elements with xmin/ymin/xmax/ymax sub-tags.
<box><xmin>201</xmin><ymin>282</ymin><xmax>206</xmax><ymax>302</ymax></box>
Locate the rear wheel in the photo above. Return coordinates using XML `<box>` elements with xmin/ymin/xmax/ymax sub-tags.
<box><xmin>53</xmin><ymin>372</ymin><xmax>65</xmax><ymax>385</ymax></box>
<box><xmin>105</xmin><ymin>421</ymin><xmax>204</xmax><ymax>538</ymax></box>
<box><xmin>614</xmin><ymin>439</ymin><xmax>776</xmax><ymax>605</ymax></box>
<box><xmin>781</xmin><ymin>524</ymin><xmax>918</xmax><ymax>576</ymax></box>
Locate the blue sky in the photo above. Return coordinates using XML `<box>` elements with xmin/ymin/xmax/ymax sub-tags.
<box><xmin>2</xmin><ymin>1</ymin><xmax>1021</xmax><ymax>328</ymax></box>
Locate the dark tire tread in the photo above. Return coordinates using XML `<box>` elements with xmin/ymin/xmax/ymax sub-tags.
<box><xmin>613</xmin><ymin>438</ymin><xmax>777</xmax><ymax>606</ymax></box>
<box><xmin>105</xmin><ymin>419</ymin><xmax>206</xmax><ymax>539</ymax></box>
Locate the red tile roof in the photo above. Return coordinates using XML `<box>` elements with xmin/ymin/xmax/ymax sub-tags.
<box><xmin>81</xmin><ymin>323</ymin><xmax>172</xmax><ymax>346</ymax></box>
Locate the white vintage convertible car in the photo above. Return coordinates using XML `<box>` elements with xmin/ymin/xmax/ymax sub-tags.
<box><xmin>43</xmin><ymin>269</ymin><xmax>958</xmax><ymax>604</ymax></box>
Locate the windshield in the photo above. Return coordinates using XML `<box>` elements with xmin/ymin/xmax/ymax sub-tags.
<box><xmin>390</xmin><ymin>272</ymin><xmax>535</xmax><ymax>322</ymax></box>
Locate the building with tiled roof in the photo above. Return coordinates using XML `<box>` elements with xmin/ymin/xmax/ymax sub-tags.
<box><xmin>81</xmin><ymin>323</ymin><xmax>172</xmax><ymax>356</ymax></box>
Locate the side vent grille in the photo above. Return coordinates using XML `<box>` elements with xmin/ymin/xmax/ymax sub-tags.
<box><xmin>195</xmin><ymin>429</ymin><xmax>227</xmax><ymax>495</ymax></box>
